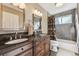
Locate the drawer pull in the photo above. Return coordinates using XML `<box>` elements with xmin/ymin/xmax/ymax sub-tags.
<box><xmin>21</xmin><ymin>48</ymin><xmax>24</xmax><ymax>51</ymax></box>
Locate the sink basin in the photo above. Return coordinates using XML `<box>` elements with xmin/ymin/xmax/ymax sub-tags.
<box><xmin>5</xmin><ymin>38</ymin><xmax>28</xmax><ymax>44</ymax></box>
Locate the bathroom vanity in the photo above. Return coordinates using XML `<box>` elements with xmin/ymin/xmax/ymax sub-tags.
<box><xmin>0</xmin><ymin>4</ymin><xmax>50</xmax><ymax>56</ymax></box>
<box><xmin>0</xmin><ymin>32</ymin><xmax>50</xmax><ymax>56</ymax></box>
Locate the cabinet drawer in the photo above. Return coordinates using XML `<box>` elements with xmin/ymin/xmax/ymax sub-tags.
<box><xmin>18</xmin><ymin>49</ymin><xmax>32</xmax><ymax>56</ymax></box>
<box><xmin>4</xmin><ymin>43</ymin><xmax>32</xmax><ymax>56</ymax></box>
<box><xmin>21</xmin><ymin>43</ymin><xmax>32</xmax><ymax>52</ymax></box>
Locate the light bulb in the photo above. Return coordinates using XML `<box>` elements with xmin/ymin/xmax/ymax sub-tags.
<box><xmin>55</xmin><ymin>3</ymin><xmax>64</xmax><ymax>7</ymax></box>
<box><xmin>37</xmin><ymin>11</ymin><xmax>41</xmax><ymax>16</ymax></box>
<box><xmin>40</xmin><ymin>13</ymin><xmax>42</xmax><ymax>16</ymax></box>
<box><xmin>33</xmin><ymin>9</ymin><xmax>42</xmax><ymax>16</ymax></box>
<box><xmin>34</xmin><ymin>9</ymin><xmax>38</xmax><ymax>15</ymax></box>
<box><xmin>19</xmin><ymin>3</ymin><xmax>25</xmax><ymax>9</ymax></box>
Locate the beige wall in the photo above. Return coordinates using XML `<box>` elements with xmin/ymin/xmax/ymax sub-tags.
<box><xmin>25</xmin><ymin>4</ymin><xmax>48</xmax><ymax>34</ymax></box>
<box><xmin>0</xmin><ymin>4</ymin><xmax>2</xmax><ymax>29</ymax></box>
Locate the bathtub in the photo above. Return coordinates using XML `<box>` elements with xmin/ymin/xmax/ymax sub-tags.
<box><xmin>50</xmin><ymin>39</ymin><xmax>78</xmax><ymax>53</ymax></box>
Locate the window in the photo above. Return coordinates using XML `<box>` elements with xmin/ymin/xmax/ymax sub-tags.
<box><xmin>55</xmin><ymin>14</ymin><xmax>72</xmax><ymax>24</ymax></box>
<box><xmin>55</xmin><ymin>17</ymin><xmax>62</xmax><ymax>24</ymax></box>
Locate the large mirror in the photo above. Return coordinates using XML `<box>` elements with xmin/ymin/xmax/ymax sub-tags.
<box><xmin>33</xmin><ymin>14</ymin><xmax>42</xmax><ymax>33</ymax></box>
<box><xmin>0</xmin><ymin>4</ymin><xmax>25</xmax><ymax>33</ymax></box>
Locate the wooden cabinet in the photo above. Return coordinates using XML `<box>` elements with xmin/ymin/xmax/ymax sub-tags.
<box><xmin>33</xmin><ymin>36</ymin><xmax>50</xmax><ymax>56</ymax></box>
<box><xmin>34</xmin><ymin>41</ymin><xmax>45</xmax><ymax>56</ymax></box>
<box><xmin>37</xmin><ymin>49</ymin><xmax>44</xmax><ymax>56</ymax></box>
<box><xmin>44</xmin><ymin>40</ymin><xmax>50</xmax><ymax>55</ymax></box>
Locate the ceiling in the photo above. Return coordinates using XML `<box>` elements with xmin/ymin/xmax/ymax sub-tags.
<box><xmin>38</xmin><ymin>3</ymin><xmax>77</xmax><ymax>15</ymax></box>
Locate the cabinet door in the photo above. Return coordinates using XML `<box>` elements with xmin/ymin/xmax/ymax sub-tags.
<box><xmin>44</xmin><ymin>38</ymin><xmax>50</xmax><ymax>55</ymax></box>
<box><xmin>36</xmin><ymin>50</ymin><xmax>44</xmax><ymax>56</ymax></box>
<box><xmin>45</xmin><ymin>43</ymin><xmax>50</xmax><ymax>55</ymax></box>
<box><xmin>34</xmin><ymin>44</ymin><xmax>42</xmax><ymax>55</ymax></box>
<box><xmin>34</xmin><ymin>41</ymin><xmax>45</xmax><ymax>56</ymax></box>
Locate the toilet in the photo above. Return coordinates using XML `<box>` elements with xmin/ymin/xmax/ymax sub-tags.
<box><xmin>50</xmin><ymin>40</ymin><xmax>59</xmax><ymax>52</ymax></box>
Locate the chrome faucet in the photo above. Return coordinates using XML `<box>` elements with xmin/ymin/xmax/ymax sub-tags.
<box><xmin>19</xmin><ymin>34</ymin><xmax>22</xmax><ymax>39</ymax></box>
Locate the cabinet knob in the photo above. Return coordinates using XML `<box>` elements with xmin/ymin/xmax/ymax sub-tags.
<box><xmin>21</xmin><ymin>48</ymin><xmax>24</xmax><ymax>51</ymax></box>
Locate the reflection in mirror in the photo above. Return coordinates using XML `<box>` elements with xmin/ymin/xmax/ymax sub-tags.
<box><xmin>0</xmin><ymin>4</ymin><xmax>25</xmax><ymax>33</ymax></box>
<box><xmin>2</xmin><ymin>11</ymin><xmax>19</xmax><ymax>30</ymax></box>
<box><xmin>33</xmin><ymin>14</ymin><xmax>42</xmax><ymax>34</ymax></box>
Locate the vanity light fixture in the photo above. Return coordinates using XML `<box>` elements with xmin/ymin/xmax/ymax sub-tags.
<box><xmin>40</xmin><ymin>13</ymin><xmax>42</xmax><ymax>16</ymax></box>
<box><xmin>33</xmin><ymin>9</ymin><xmax>42</xmax><ymax>16</ymax></box>
<box><xmin>33</xmin><ymin>9</ymin><xmax>38</xmax><ymax>15</ymax></box>
<box><xmin>19</xmin><ymin>3</ymin><xmax>25</xmax><ymax>9</ymax></box>
<box><xmin>55</xmin><ymin>3</ymin><xmax>64</xmax><ymax>7</ymax></box>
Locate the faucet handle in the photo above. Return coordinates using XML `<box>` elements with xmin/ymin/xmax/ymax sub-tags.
<box><xmin>19</xmin><ymin>35</ymin><xmax>22</xmax><ymax>39</ymax></box>
<box><xmin>15</xmin><ymin>32</ymin><xmax>18</xmax><ymax>39</ymax></box>
<box><xmin>10</xmin><ymin>36</ymin><xmax>12</xmax><ymax>41</ymax></box>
